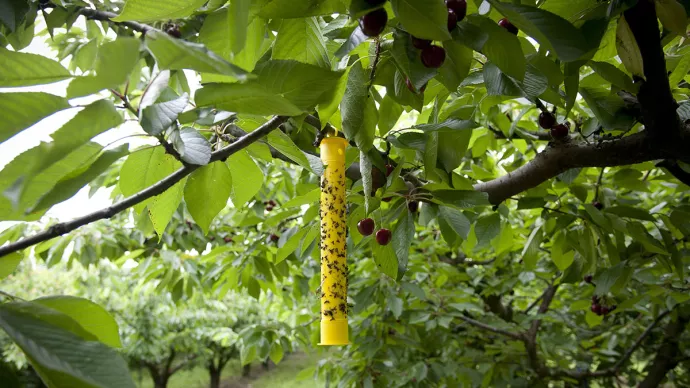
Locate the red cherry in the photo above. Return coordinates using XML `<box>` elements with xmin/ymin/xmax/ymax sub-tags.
<box><xmin>420</xmin><ymin>45</ymin><xmax>446</xmax><ymax>68</ymax></box>
<box><xmin>584</xmin><ymin>274</ymin><xmax>593</xmax><ymax>283</ymax></box>
<box><xmin>411</xmin><ymin>36</ymin><xmax>431</xmax><ymax>49</ymax></box>
<box><xmin>600</xmin><ymin>306</ymin><xmax>610</xmax><ymax>315</ymax></box>
<box><xmin>382</xmin><ymin>197</ymin><xmax>392</xmax><ymax>202</ymax></box>
<box><xmin>592</xmin><ymin>295</ymin><xmax>599</xmax><ymax>303</ymax></box>
<box><xmin>408</xmin><ymin>201</ymin><xmax>419</xmax><ymax>212</ymax></box>
<box><xmin>166</xmin><ymin>25</ymin><xmax>182</xmax><ymax>39</ymax></box>
<box><xmin>538</xmin><ymin>112</ymin><xmax>556</xmax><ymax>129</ymax></box>
<box><xmin>359</xmin><ymin>8</ymin><xmax>387</xmax><ymax>37</ymax></box>
<box><xmin>550</xmin><ymin>123</ymin><xmax>569</xmax><ymax>139</ymax></box>
<box><xmin>592</xmin><ymin>201</ymin><xmax>604</xmax><ymax>210</ymax></box>
<box><xmin>270</xmin><ymin>234</ymin><xmax>280</xmax><ymax>242</ymax></box>
<box><xmin>498</xmin><ymin>18</ymin><xmax>518</xmax><ymax>35</ymax></box>
<box><xmin>591</xmin><ymin>304</ymin><xmax>602</xmax><ymax>315</ymax></box>
<box><xmin>357</xmin><ymin>218</ymin><xmax>376</xmax><ymax>236</ymax></box>
<box><xmin>223</xmin><ymin>236</ymin><xmax>233</xmax><ymax>243</ymax></box>
<box><xmin>445</xmin><ymin>0</ymin><xmax>467</xmax><ymax>21</ymax></box>
<box><xmin>376</xmin><ymin>228</ymin><xmax>392</xmax><ymax>245</ymax></box>
<box><xmin>447</xmin><ymin>9</ymin><xmax>458</xmax><ymax>32</ymax></box>
<box><xmin>265</xmin><ymin>205</ymin><xmax>274</xmax><ymax>212</ymax></box>
<box><xmin>385</xmin><ymin>164</ymin><xmax>395</xmax><ymax>176</ymax></box>
<box><xmin>268</xmin><ymin>200</ymin><xmax>277</xmax><ymax>206</ymax></box>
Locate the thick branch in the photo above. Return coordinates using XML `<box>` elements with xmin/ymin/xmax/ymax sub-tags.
<box><xmin>623</xmin><ymin>0</ymin><xmax>680</xmax><ymax>136</ymax></box>
<box><xmin>0</xmin><ymin>116</ymin><xmax>288</xmax><ymax>258</ymax></box>
<box><xmin>657</xmin><ymin>159</ymin><xmax>690</xmax><ymax>186</ymax></box>
<box><xmin>473</xmin><ymin>131</ymin><xmax>690</xmax><ymax>204</ymax></box>
<box><xmin>638</xmin><ymin>309</ymin><xmax>690</xmax><ymax>388</ymax></box>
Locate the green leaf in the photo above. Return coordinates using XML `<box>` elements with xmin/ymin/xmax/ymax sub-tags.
<box><xmin>377</xmin><ymin>94</ymin><xmax>403</xmax><ymax>136</ymax></box>
<box><xmin>432</xmin><ymin>190</ymin><xmax>490</xmax><ymax>208</ymax></box>
<box><xmin>30</xmin><ymin>100</ymin><xmax>124</xmax><ymax>178</ymax></box>
<box><xmin>227</xmin><ymin>150</ymin><xmax>264</xmax><ymax>207</ymax></box>
<box><xmin>475</xmin><ymin>214</ymin><xmax>500</xmax><ymax>248</ymax></box>
<box><xmin>119</xmin><ymin>147</ymin><xmax>182</xmax><ymax>213</ymax></box>
<box><xmin>0</xmin><ymin>302</ymin><xmax>135</xmax><ymax>388</ymax></box>
<box><xmin>484</xmin><ymin>62</ymin><xmax>547</xmax><ymax>98</ymax></box>
<box><xmin>145</xmin><ymin>30</ymin><xmax>249</xmax><ymax>81</ymax></box>
<box><xmin>173</xmin><ymin>127</ymin><xmax>212</xmax><ymax>166</ymax></box>
<box><xmin>521</xmin><ymin>225</ymin><xmax>543</xmax><ymax>269</ymax></box>
<box><xmin>32</xmin><ymin>144</ymin><xmax>129</xmax><ymax>213</ymax></box>
<box><xmin>604</xmin><ymin>205</ymin><xmax>656</xmax><ymax>222</ymax></box>
<box><xmin>391</xmin><ymin>0</ymin><xmax>451</xmax><ymax>41</ymax></box>
<box><xmin>228</xmin><ymin>0</ymin><xmax>251</xmax><ymax>54</ymax></box>
<box><xmin>487</xmin><ymin>1</ymin><xmax>596</xmax><ymax>62</ymax></box>
<box><xmin>371</xmin><ymin>240</ymin><xmax>399</xmax><ymax>279</ymax></box>
<box><xmin>269</xmin><ymin>343</ymin><xmax>284</xmax><ymax>364</ymax></box>
<box><xmin>476</xmin><ymin>16</ymin><xmax>526</xmax><ymax>81</ymax></box>
<box><xmin>655</xmin><ymin>0</ymin><xmax>688</xmax><ymax>36</ymax></box>
<box><xmin>393</xmin><ymin>210</ymin><xmax>416</xmax><ymax>279</ymax></box>
<box><xmin>140</xmin><ymin>93</ymin><xmax>189</xmax><ymax>136</ymax></box>
<box><xmin>184</xmin><ymin>162</ymin><xmax>232</xmax><ymax>234</ymax></box>
<box><xmin>594</xmin><ymin>263</ymin><xmax>626</xmax><ymax>296</ymax></box>
<box><xmin>413</xmin><ymin>119</ymin><xmax>478</xmax><ymax>132</ymax></box>
<box><xmin>335</xmin><ymin>27</ymin><xmax>368</xmax><ymax>58</ymax></box>
<box><xmin>550</xmin><ymin>232</ymin><xmax>574</xmax><ymax>271</ymax></box>
<box><xmin>588</xmin><ymin>61</ymin><xmax>636</xmax><ymax>92</ymax></box>
<box><xmin>627</xmin><ymin>222</ymin><xmax>669</xmax><ymax>255</ymax></box>
<box><xmin>67</xmin><ymin>38</ymin><xmax>141</xmax><ymax>98</ymax></box>
<box><xmin>0</xmin><ymin>252</ymin><xmax>22</xmax><ymax>280</ymax></box>
<box><xmin>439</xmin><ymin>206</ymin><xmax>471</xmax><ymax>239</ymax></box>
<box><xmin>32</xmin><ymin>296</ymin><xmax>122</xmax><ymax>349</ymax></box>
<box><xmin>148</xmin><ymin>176</ymin><xmax>186</xmax><ymax>238</ymax></box>
<box><xmin>252</xmin><ymin>60</ymin><xmax>342</xmax><ymax>110</ymax></box>
<box><xmin>0</xmin><ymin>47</ymin><xmax>71</xmax><ymax>87</ymax></box>
<box><xmin>318</xmin><ymin>67</ymin><xmax>350</xmax><ymax>128</ymax></box>
<box><xmin>578</xmin><ymin>86</ymin><xmax>634</xmax><ymax>130</ymax></box>
<box><xmin>112</xmin><ymin>0</ymin><xmax>207</xmax><ymax>22</ymax></box>
<box><xmin>0</xmin><ymin>92</ymin><xmax>70</xmax><ymax>144</ymax></box>
<box><xmin>439</xmin><ymin>40</ymin><xmax>473</xmax><ymax>91</ymax></box>
<box><xmin>277</xmin><ymin>227</ymin><xmax>309</xmax><ymax>263</ymax></box>
<box><xmin>196</xmin><ymin>83</ymin><xmax>302</xmax><ymax>116</ymax></box>
<box><xmin>1</xmin><ymin>143</ymin><xmax>103</xmax><ymax>221</ymax></box>
<box><xmin>273</xmin><ymin>17</ymin><xmax>330</xmax><ymax>68</ymax></box>
<box><xmin>250</xmin><ymin>0</ymin><xmax>345</xmax><ymax>18</ymax></box>
<box><xmin>616</xmin><ymin>16</ymin><xmax>644</xmax><ymax>77</ymax></box>
<box><xmin>340</xmin><ymin>61</ymin><xmax>377</xmax><ymax>151</ymax></box>
<box><xmin>437</xmin><ymin>130</ymin><xmax>472</xmax><ymax>173</ymax></box>
<box><xmin>267</xmin><ymin>130</ymin><xmax>317</xmax><ymax>173</ymax></box>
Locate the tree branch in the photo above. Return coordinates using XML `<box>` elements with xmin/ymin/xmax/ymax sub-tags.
<box><xmin>79</xmin><ymin>8</ymin><xmax>152</xmax><ymax>34</ymax></box>
<box><xmin>638</xmin><ymin>308</ymin><xmax>690</xmax><ymax>388</ymax></box>
<box><xmin>473</xmin><ymin>130</ymin><xmax>690</xmax><ymax>204</ymax></box>
<box><xmin>455</xmin><ymin>314</ymin><xmax>523</xmax><ymax>341</ymax></box>
<box><xmin>523</xmin><ymin>284</ymin><xmax>559</xmax><ymax>377</ymax></box>
<box><xmin>0</xmin><ymin>116</ymin><xmax>288</xmax><ymax>258</ymax></box>
<box><xmin>488</xmin><ymin>125</ymin><xmax>552</xmax><ymax>141</ymax></box>
<box><xmin>623</xmin><ymin>0</ymin><xmax>680</xmax><ymax>137</ymax></box>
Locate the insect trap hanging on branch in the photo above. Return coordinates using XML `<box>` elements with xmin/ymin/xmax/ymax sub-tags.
<box><xmin>319</xmin><ymin>134</ymin><xmax>349</xmax><ymax>346</ymax></box>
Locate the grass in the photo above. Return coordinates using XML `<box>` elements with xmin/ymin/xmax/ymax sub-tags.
<box><xmin>132</xmin><ymin>351</ymin><xmax>324</xmax><ymax>388</ymax></box>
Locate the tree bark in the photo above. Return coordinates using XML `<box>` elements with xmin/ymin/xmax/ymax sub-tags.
<box><xmin>638</xmin><ymin>310</ymin><xmax>690</xmax><ymax>388</ymax></box>
<box><xmin>208</xmin><ymin>365</ymin><xmax>221</xmax><ymax>388</ymax></box>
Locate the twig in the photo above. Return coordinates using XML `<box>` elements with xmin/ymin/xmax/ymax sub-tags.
<box><xmin>110</xmin><ymin>89</ymin><xmax>138</xmax><ymax>116</ymax></box>
<box><xmin>368</xmin><ymin>38</ymin><xmax>381</xmax><ymax>88</ymax></box>
<box><xmin>594</xmin><ymin>167</ymin><xmax>605</xmax><ymax>200</ymax></box>
<box><xmin>455</xmin><ymin>314</ymin><xmax>523</xmax><ymax>341</ymax></box>
<box><xmin>0</xmin><ymin>116</ymin><xmax>288</xmax><ymax>258</ymax></box>
<box><xmin>79</xmin><ymin>8</ymin><xmax>152</xmax><ymax>34</ymax></box>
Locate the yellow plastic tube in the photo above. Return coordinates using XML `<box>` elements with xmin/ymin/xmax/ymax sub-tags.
<box><xmin>319</xmin><ymin>136</ymin><xmax>349</xmax><ymax>346</ymax></box>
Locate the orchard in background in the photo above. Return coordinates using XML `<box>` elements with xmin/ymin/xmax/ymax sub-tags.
<box><xmin>1</xmin><ymin>0</ymin><xmax>690</xmax><ymax>387</ymax></box>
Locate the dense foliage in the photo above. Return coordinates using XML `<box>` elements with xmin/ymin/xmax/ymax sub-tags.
<box><xmin>2</xmin><ymin>0</ymin><xmax>690</xmax><ymax>387</ymax></box>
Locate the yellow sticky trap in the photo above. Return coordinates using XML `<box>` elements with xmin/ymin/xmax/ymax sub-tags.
<box><xmin>319</xmin><ymin>136</ymin><xmax>349</xmax><ymax>346</ymax></box>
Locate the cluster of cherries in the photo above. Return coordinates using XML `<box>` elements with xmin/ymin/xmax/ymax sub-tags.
<box><xmin>584</xmin><ymin>275</ymin><xmax>617</xmax><ymax>316</ymax></box>
<box><xmin>538</xmin><ymin>111</ymin><xmax>570</xmax><ymax>140</ymax></box>
<box><xmin>263</xmin><ymin>199</ymin><xmax>277</xmax><ymax>212</ymax></box>
<box><xmin>359</xmin><ymin>0</ymin><xmax>519</xmax><ymax>74</ymax></box>
<box><xmin>357</xmin><ymin>163</ymin><xmax>419</xmax><ymax>245</ymax></box>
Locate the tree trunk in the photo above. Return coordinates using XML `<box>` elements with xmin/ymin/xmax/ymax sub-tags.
<box><xmin>242</xmin><ymin>364</ymin><xmax>251</xmax><ymax>377</ymax></box>
<box><xmin>262</xmin><ymin>359</ymin><xmax>270</xmax><ymax>370</ymax></box>
<box><xmin>208</xmin><ymin>364</ymin><xmax>221</xmax><ymax>388</ymax></box>
<box><xmin>638</xmin><ymin>310</ymin><xmax>690</xmax><ymax>388</ymax></box>
<box><xmin>153</xmin><ymin>376</ymin><xmax>169</xmax><ymax>388</ymax></box>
